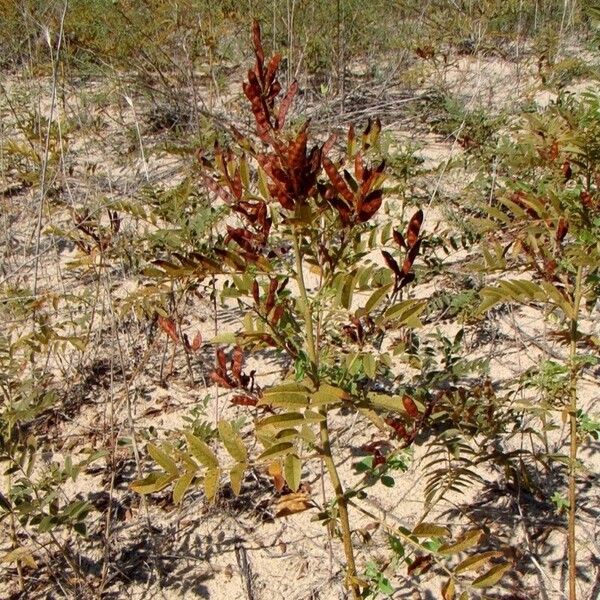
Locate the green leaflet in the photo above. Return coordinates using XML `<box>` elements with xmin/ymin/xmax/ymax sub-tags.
<box><xmin>218</xmin><ymin>420</ymin><xmax>247</xmax><ymax>463</ymax></box>
<box><xmin>274</xmin><ymin>428</ymin><xmax>300</xmax><ymax>443</ymax></box>
<box><xmin>310</xmin><ymin>383</ymin><xmax>350</xmax><ymax>407</ymax></box>
<box><xmin>284</xmin><ymin>453</ymin><xmax>302</xmax><ymax>492</ymax></box>
<box><xmin>185</xmin><ymin>432</ymin><xmax>219</xmax><ymax>469</ymax></box>
<box><xmin>203</xmin><ymin>468</ymin><xmax>220</xmax><ymax>501</ymax></box>
<box><xmin>438</xmin><ymin>529</ymin><xmax>483</xmax><ymax>555</ymax></box>
<box><xmin>257</xmin><ymin>412</ymin><xmax>307</xmax><ymax>430</ymax></box>
<box><xmin>378</xmin><ymin>299</ymin><xmax>426</xmax><ymax>327</ymax></box>
<box><xmin>208</xmin><ymin>332</ymin><xmax>238</xmax><ymax>344</ymax></box>
<box><xmin>367</xmin><ymin>393</ymin><xmax>405</xmax><ymax>413</ymax></box>
<box><xmin>356</xmin><ymin>283</ymin><xmax>393</xmax><ymax>318</ymax></box>
<box><xmin>259</xmin><ymin>382</ymin><xmax>312</xmax><ymax>408</ymax></box>
<box><xmin>412</xmin><ymin>523</ymin><xmax>450</xmax><ymax>538</ymax></box>
<box><xmin>471</xmin><ymin>562</ymin><xmax>512</xmax><ymax>588</ymax></box>
<box><xmin>147</xmin><ymin>443</ymin><xmax>178</xmax><ymax>476</ymax></box>
<box><xmin>131</xmin><ymin>472</ymin><xmax>176</xmax><ymax>495</ymax></box>
<box><xmin>229</xmin><ymin>463</ymin><xmax>246</xmax><ymax>496</ymax></box>
<box><xmin>454</xmin><ymin>551</ymin><xmax>502</xmax><ymax>574</ymax></box>
<box><xmin>173</xmin><ymin>470</ymin><xmax>195</xmax><ymax>504</ymax></box>
<box><xmin>257</xmin><ymin>442</ymin><xmax>294</xmax><ymax>461</ymax></box>
<box><xmin>339</xmin><ymin>268</ymin><xmax>359</xmax><ymax>309</ymax></box>
<box><xmin>441</xmin><ymin>578</ymin><xmax>455</xmax><ymax>600</ymax></box>
<box><xmin>477</xmin><ymin>279</ymin><xmax>571</xmax><ymax>315</ymax></box>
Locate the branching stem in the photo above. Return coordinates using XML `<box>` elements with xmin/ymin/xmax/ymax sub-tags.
<box><xmin>292</xmin><ymin>228</ymin><xmax>359</xmax><ymax>599</ymax></box>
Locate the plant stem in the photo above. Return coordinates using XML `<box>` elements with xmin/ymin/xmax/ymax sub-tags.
<box><xmin>318</xmin><ymin>419</ymin><xmax>360</xmax><ymax>598</ymax></box>
<box><xmin>292</xmin><ymin>230</ymin><xmax>317</xmax><ymax>370</ymax></box>
<box><xmin>6</xmin><ymin>393</ymin><xmax>24</xmax><ymax>591</ymax></box>
<box><xmin>292</xmin><ymin>228</ymin><xmax>359</xmax><ymax>599</ymax></box>
<box><xmin>567</xmin><ymin>264</ymin><xmax>583</xmax><ymax>600</ymax></box>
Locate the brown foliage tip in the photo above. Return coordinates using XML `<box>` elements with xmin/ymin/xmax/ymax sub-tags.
<box><xmin>158</xmin><ymin>315</ymin><xmax>179</xmax><ymax>344</ymax></box>
<box><xmin>322</xmin><ymin>123</ymin><xmax>386</xmax><ymax>225</ymax></box>
<box><xmin>243</xmin><ymin>20</ymin><xmax>295</xmax><ymax>141</ymax></box>
<box><xmin>383</xmin><ymin>209</ymin><xmax>424</xmax><ymax>292</ymax></box>
<box><xmin>210</xmin><ymin>347</ymin><xmax>261</xmax><ymax>407</ymax></box>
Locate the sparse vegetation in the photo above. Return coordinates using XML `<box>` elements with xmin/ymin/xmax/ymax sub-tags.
<box><xmin>1</xmin><ymin>3</ymin><xmax>599</xmax><ymax>600</ymax></box>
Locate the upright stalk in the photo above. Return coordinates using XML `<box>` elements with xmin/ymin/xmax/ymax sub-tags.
<box><xmin>292</xmin><ymin>229</ymin><xmax>360</xmax><ymax>599</ymax></box>
<box><xmin>567</xmin><ymin>264</ymin><xmax>583</xmax><ymax>600</ymax></box>
<box><xmin>6</xmin><ymin>391</ymin><xmax>24</xmax><ymax>591</ymax></box>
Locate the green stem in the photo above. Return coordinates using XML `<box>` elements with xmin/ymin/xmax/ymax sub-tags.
<box><xmin>319</xmin><ymin>420</ymin><xmax>360</xmax><ymax>598</ymax></box>
<box><xmin>292</xmin><ymin>228</ymin><xmax>359</xmax><ymax>599</ymax></box>
<box><xmin>568</xmin><ymin>265</ymin><xmax>583</xmax><ymax>600</ymax></box>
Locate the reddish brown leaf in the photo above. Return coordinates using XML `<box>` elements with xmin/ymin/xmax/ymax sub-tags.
<box><xmin>231</xmin><ymin>394</ymin><xmax>258</xmax><ymax>407</ymax></box>
<box><xmin>323</xmin><ymin>157</ymin><xmax>355</xmax><ymax>204</ymax></box>
<box><xmin>191</xmin><ymin>332</ymin><xmax>202</xmax><ymax>352</ymax></box>
<box><xmin>343</xmin><ymin>325</ymin><xmax>359</xmax><ymax>343</ymax></box>
<box><xmin>268</xmin><ymin>462</ymin><xmax>285</xmax><ymax>492</ymax></box>
<box><xmin>288</xmin><ymin>128</ymin><xmax>308</xmax><ymax>173</ymax></box>
<box><xmin>257</xmin><ymin>202</ymin><xmax>271</xmax><ymax>236</ymax></box>
<box><xmin>328</xmin><ymin>195</ymin><xmax>352</xmax><ymax>226</ymax></box>
<box><xmin>216</xmin><ymin>348</ymin><xmax>228</xmax><ymax>371</ymax></box>
<box><xmin>385</xmin><ymin>417</ymin><xmax>411</xmax><ymax>443</ymax></box>
<box><xmin>277</xmin><ymin>80</ymin><xmax>298</xmax><ymax>129</ymax></box>
<box><xmin>307</xmin><ymin>144</ymin><xmax>322</xmax><ymax>175</ymax></box>
<box><xmin>402</xmin><ymin>395</ymin><xmax>420</xmax><ymax>419</ymax></box>
<box><xmin>235</xmin><ymin>200</ymin><xmax>261</xmax><ymax>222</ymax></box>
<box><xmin>323</xmin><ymin>133</ymin><xmax>337</xmax><ymax>155</ymax></box>
<box><xmin>270</xmin><ymin>304</ymin><xmax>284</xmax><ymax>326</ymax></box>
<box><xmin>549</xmin><ymin>140</ymin><xmax>559</xmax><ymax>161</ymax></box>
<box><xmin>393</xmin><ymin>229</ymin><xmax>407</xmax><ymax>249</ymax></box>
<box><xmin>252</xmin><ymin>20</ymin><xmax>265</xmax><ymax>77</ymax></box>
<box><xmin>354</xmin><ymin>153</ymin><xmax>364</xmax><ymax>181</ymax></box>
<box><xmin>382</xmin><ymin>250</ymin><xmax>402</xmax><ymax>279</ymax></box>
<box><xmin>360</xmin><ymin>161</ymin><xmax>385</xmax><ymax>197</ymax></box>
<box><xmin>257</xmin><ymin>333</ymin><xmax>277</xmax><ymax>346</ymax></box>
<box><xmin>252</xmin><ymin>280</ymin><xmax>260</xmax><ymax>306</ymax></box>
<box><xmin>226</xmin><ymin>226</ymin><xmax>260</xmax><ymax>254</ymax></box>
<box><xmin>408</xmin><ymin>555</ymin><xmax>433</xmax><ymax>576</ymax></box>
<box><xmin>358</xmin><ymin>189</ymin><xmax>383</xmax><ymax>222</ymax></box>
<box><xmin>543</xmin><ymin>258</ymin><xmax>557</xmax><ymax>280</ymax></box>
<box><xmin>581</xmin><ymin>190</ymin><xmax>593</xmax><ymax>208</ymax></box>
<box><xmin>211</xmin><ymin>371</ymin><xmax>234</xmax><ymax>389</ymax></box>
<box><xmin>244</xmin><ymin>73</ymin><xmax>272</xmax><ymax>141</ymax></box>
<box><xmin>351</xmin><ymin>316</ymin><xmax>365</xmax><ymax>344</ymax></box>
<box><xmin>268</xmin><ymin>80</ymin><xmax>282</xmax><ymax>102</ymax></box>
<box><xmin>406</xmin><ymin>209</ymin><xmax>424</xmax><ymax>248</ymax></box>
<box><xmin>265</xmin><ymin>278</ymin><xmax>278</xmax><ymax>314</ymax></box>
<box><xmin>562</xmin><ymin>160</ymin><xmax>572</xmax><ymax>181</ymax></box>
<box><xmin>199</xmin><ymin>173</ymin><xmax>235</xmax><ymax>204</ymax></box>
<box><xmin>265</xmin><ymin>53</ymin><xmax>282</xmax><ymax>88</ymax></box>
<box><xmin>347</xmin><ymin>123</ymin><xmax>355</xmax><ymax>147</ymax></box>
<box><xmin>158</xmin><ymin>316</ymin><xmax>179</xmax><ymax>344</ymax></box>
<box><xmin>556</xmin><ymin>217</ymin><xmax>569</xmax><ymax>242</ymax></box>
<box><xmin>402</xmin><ymin>239</ymin><xmax>421</xmax><ymax>274</ymax></box>
<box><xmin>231</xmin><ymin>346</ymin><xmax>244</xmax><ymax>383</ymax></box>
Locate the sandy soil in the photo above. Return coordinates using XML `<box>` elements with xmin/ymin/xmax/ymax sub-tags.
<box><xmin>1</xmin><ymin>48</ymin><xmax>599</xmax><ymax>600</ymax></box>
